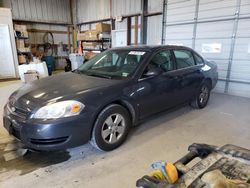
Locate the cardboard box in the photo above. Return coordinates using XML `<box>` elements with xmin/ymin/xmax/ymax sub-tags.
<box><xmin>82</xmin><ymin>42</ymin><xmax>97</xmax><ymax>49</ymax></box>
<box><xmin>85</xmin><ymin>51</ymin><xmax>98</xmax><ymax>60</ymax></box>
<box><xmin>18</xmin><ymin>55</ymin><xmax>26</xmax><ymax>64</ymax></box>
<box><xmin>16</xmin><ymin>40</ymin><xmax>25</xmax><ymax>48</ymax></box>
<box><xmin>18</xmin><ymin>47</ymin><xmax>30</xmax><ymax>53</ymax></box>
<box><xmin>77</xmin><ymin>30</ymin><xmax>99</xmax><ymax>41</ymax></box>
<box><xmin>22</xmin><ymin>31</ymin><xmax>29</xmax><ymax>38</ymax></box>
<box><xmin>24</xmin><ymin>70</ymin><xmax>39</xmax><ymax>83</ymax></box>
<box><xmin>85</xmin><ymin>30</ymin><xmax>100</xmax><ymax>40</ymax></box>
<box><xmin>96</xmin><ymin>23</ymin><xmax>111</xmax><ymax>32</ymax></box>
<box><xmin>14</xmin><ymin>24</ymin><xmax>27</xmax><ymax>32</ymax></box>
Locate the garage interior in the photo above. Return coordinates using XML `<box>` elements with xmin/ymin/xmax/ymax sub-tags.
<box><xmin>0</xmin><ymin>0</ymin><xmax>250</xmax><ymax>188</ymax></box>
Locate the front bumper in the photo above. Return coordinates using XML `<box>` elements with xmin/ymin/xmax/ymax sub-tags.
<box><xmin>3</xmin><ymin>104</ymin><xmax>94</xmax><ymax>151</ymax></box>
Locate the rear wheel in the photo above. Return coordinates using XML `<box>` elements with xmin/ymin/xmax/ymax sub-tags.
<box><xmin>90</xmin><ymin>104</ymin><xmax>131</xmax><ymax>151</ymax></box>
<box><xmin>190</xmin><ymin>82</ymin><xmax>210</xmax><ymax>109</ymax></box>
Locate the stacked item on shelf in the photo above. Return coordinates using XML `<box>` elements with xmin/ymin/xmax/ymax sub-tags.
<box><xmin>18</xmin><ymin>60</ymin><xmax>49</xmax><ymax>82</ymax></box>
<box><xmin>77</xmin><ymin>22</ymin><xmax>111</xmax><ymax>55</ymax></box>
<box><xmin>14</xmin><ymin>24</ymin><xmax>30</xmax><ymax>64</ymax></box>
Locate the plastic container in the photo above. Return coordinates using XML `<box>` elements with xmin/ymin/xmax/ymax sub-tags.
<box><xmin>69</xmin><ymin>53</ymin><xmax>84</xmax><ymax>70</ymax></box>
<box><xmin>18</xmin><ymin>62</ymin><xmax>48</xmax><ymax>82</ymax></box>
<box><xmin>42</xmin><ymin>56</ymin><xmax>55</xmax><ymax>76</ymax></box>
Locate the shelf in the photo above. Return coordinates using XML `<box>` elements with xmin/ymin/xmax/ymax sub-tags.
<box><xmin>82</xmin><ymin>48</ymin><xmax>102</xmax><ymax>51</ymax></box>
<box><xmin>17</xmin><ymin>51</ymin><xmax>31</xmax><ymax>54</ymax></box>
<box><xmin>80</xmin><ymin>39</ymin><xmax>111</xmax><ymax>43</ymax></box>
<box><xmin>16</xmin><ymin>37</ymin><xmax>29</xmax><ymax>40</ymax></box>
<box><xmin>80</xmin><ymin>38</ymin><xmax>111</xmax><ymax>53</ymax></box>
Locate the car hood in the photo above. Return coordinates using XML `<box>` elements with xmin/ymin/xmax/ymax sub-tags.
<box><xmin>10</xmin><ymin>72</ymin><xmax>121</xmax><ymax>110</ymax></box>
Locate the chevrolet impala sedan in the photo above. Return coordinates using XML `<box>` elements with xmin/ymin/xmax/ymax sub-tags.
<box><xmin>3</xmin><ymin>45</ymin><xmax>218</xmax><ymax>151</ymax></box>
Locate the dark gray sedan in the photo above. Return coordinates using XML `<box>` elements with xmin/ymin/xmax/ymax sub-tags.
<box><xmin>3</xmin><ymin>45</ymin><xmax>218</xmax><ymax>151</ymax></box>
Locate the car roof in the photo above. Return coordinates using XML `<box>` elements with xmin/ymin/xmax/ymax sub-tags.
<box><xmin>110</xmin><ymin>45</ymin><xmax>193</xmax><ymax>52</ymax></box>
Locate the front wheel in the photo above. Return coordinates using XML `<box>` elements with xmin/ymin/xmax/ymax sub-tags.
<box><xmin>190</xmin><ymin>83</ymin><xmax>211</xmax><ymax>109</ymax></box>
<box><xmin>90</xmin><ymin>104</ymin><xmax>131</xmax><ymax>151</ymax></box>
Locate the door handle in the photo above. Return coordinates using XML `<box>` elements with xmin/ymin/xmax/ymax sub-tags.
<box><xmin>174</xmin><ymin>75</ymin><xmax>183</xmax><ymax>79</ymax></box>
<box><xmin>196</xmin><ymin>69</ymin><xmax>202</xmax><ymax>73</ymax></box>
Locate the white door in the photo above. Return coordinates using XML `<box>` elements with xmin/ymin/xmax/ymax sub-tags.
<box><xmin>0</xmin><ymin>24</ymin><xmax>16</xmax><ymax>78</ymax></box>
<box><xmin>111</xmin><ymin>29</ymin><xmax>127</xmax><ymax>47</ymax></box>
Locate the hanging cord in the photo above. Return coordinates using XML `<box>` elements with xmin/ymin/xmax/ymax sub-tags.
<box><xmin>43</xmin><ymin>32</ymin><xmax>54</xmax><ymax>56</ymax></box>
<box><xmin>36</xmin><ymin>32</ymin><xmax>54</xmax><ymax>56</ymax></box>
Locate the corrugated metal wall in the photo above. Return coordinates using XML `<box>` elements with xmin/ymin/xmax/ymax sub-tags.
<box><xmin>112</xmin><ymin>0</ymin><xmax>141</xmax><ymax>17</ymax></box>
<box><xmin>148</xmin><ymin>0</ymin><xmax>162</xmax><ymax>12</ymax></box>
<box><xmin>77</xmin><ymin>0</ymin><xmax>110</xmax><ymax>23</ymax></box>
<box><xmin>77</xmin><ymin>0</ymin><xmax>141</xmax><ymax>23</ymax></box>
<box><xmin>1</xmin><ymin>0</ymin><xmax>71</xmax><ymax>44</ymax></box>
<box><xmin>147</xmin><ymin>15</ymin><xmax>162</xmax><ymax>45</ymax></box>
<box><xmin>9</xmin><ymin>0</ymin><xmax>71</xmax><ymax>24</ymax></box>
<box><xmin>147</xmin><ymin>0</ymin><xmax>250</xmax><ymax>98</ymax></box>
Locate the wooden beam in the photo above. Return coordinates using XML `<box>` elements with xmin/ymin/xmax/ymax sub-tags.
<box><xmin>127</xmin><ymin>17</ymin><xmax>131</xmax><ymax>45</ymax></box>
<box><xmin>0</xmin><ymin>78</ymin><xmax>20</xmax><ymax>82</ymax></box>
<box><xmin>67</xmin><ymin>26</ymin><xmax>71</xmax><ymax>53</ymax></box>
<box><xmin>69</xmin><ymin>0</ymin><xmax>73</xmax><ymax>24</ymax></box>
<box><xmin>141</xmin><ymin>0</ymin><xmax>148</xmax><ymax>44</ymax></box>
<box><xmin>111</xmin><ymin>19</ymin><xmax>115</xmax><ymax>30</ymax></box>
<box><xmin>77</xmin><ymin>13</ymin><xmax>142</xmax><ymax>26</ymax></box>
<box><xmin>145</xmin><ymin>12</ymin><xmax>163</xmax><ymax>17</ymax></box>
<box><xmin>132</xmin><ymin>24</ymin><xmax>141</xmax><ymax>29</ymax></box>
<box><xmin>77</xmin><ymin>18</ymin><xmax>111</xmax><ymax>25</ymax></box>
<box><xmin>134</xmin><ymin>16</ymin><xmax>139</xmax><ymax>45</ymax></box>
<box><xmin>13</xmin><ymin>19</ymin><xmax>71</xmax><ymax>26</ymax></box>
<box><xmin>27</xmin><ymin>29</ymin><xmax>72</xmax><ymax>34</ymax></box>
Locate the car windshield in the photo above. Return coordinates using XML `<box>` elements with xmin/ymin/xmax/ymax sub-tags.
<box><xmin>77</xmin><ymin>50</ymin><xmax>147</xmax><ymax>79</ymax></box>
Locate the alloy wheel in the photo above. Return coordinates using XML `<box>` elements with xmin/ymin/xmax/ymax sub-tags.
<box><xmin>199</xmin><ymin>85</ymin><xmax>209</xmax><ymax>105</ymax></box>
<box><xmin>101</xmin><ymin>113</ymin><xmax>126</xmax><ymax>144</ymax></box>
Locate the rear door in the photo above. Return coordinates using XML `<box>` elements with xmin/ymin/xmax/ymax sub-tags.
<box><xmin>172</xmin><ymin>49</ymin><xmax>204</xmax><ymax>101</ymax></box>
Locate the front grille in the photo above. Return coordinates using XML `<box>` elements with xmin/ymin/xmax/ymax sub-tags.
<box><xmin>7</xmin><ymin>103</ymin><xmax>29</xmax><ymax>119</ymax></box>
<box><xmin>30</xmin><ymin>137</ymin><xmax>68</xmax><ymax>145</ymax></box>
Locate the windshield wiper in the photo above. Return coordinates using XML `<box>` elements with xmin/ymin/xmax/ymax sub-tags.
<box><xmin>87</xmin><ymin>73</ymin><xmax>112</xmax><ymax>79</ymax></box>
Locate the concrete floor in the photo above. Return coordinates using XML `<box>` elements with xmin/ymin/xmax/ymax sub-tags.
<box><xmin>0</xmin><ymin>80</ymin><xmax>249</xmax><ymax>188</ymax></box>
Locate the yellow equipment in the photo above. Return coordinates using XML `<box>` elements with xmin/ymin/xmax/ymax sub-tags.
<box><xmin>150</xmin><ymin>161</ymin><xmax>178</xmax><ymax>184</ymax></box>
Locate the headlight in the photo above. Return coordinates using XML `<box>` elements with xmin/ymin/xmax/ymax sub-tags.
<box><xmin>32</xmin><ymin>100</ymin><xmax>84</xmax><ymax>119</ymax></box>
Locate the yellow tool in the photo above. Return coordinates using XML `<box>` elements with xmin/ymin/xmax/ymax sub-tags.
<box><xmin>150</xmin><ymin>161</ymin><xmax>178</xmax><ymax>184</ymax></box>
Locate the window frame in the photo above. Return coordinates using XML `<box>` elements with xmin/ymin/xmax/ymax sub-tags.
<box><xmin>138</xmin><ymin>49</ymin><xmax>176</xmax><ymax>80</ymax></box>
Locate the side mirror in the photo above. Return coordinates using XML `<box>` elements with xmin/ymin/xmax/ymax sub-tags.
<box><xmin>143</xmin><ymin>68</ymin><xmax>163</xmax><ymax>77</ymax></box>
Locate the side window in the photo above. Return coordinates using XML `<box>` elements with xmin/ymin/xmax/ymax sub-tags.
<box><xmin>173</xmin><ymin>50</ymin><xmax>195</xmax><ymax>69</ymax></box>
<box><xmin>143</xmin><ymin>51</ymin><xmax>174</xmax><ymax>76</ymax></box>
<box><xmin>124</xmin><ymin>54</ymin><xmax>139</xmax><ymax>66</ymax></box>
<box><xmin>194</xmin><ymin>53</ymin><xmax>204</xmax><ymax>65</ymax></box>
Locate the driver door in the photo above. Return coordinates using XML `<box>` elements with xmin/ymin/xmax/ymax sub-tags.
<box><xmin>137</xmin><ymin>50</ymin><xmax>182</xmax><ymax>119</ymax></box>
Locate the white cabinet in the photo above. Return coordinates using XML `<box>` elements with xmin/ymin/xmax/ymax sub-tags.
<box><xmin>0</xmin><ymin>8</ymin><xmax>18</xmax><ymax>79</ymax></box>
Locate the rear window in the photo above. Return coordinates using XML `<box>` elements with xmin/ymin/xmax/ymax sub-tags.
<box><xmin>174</xmin><ymin>50</ymin><xmax>195</xmax><ymax>69</ymax></box>
<box><xmin>194</xmin><ymin>53</ymin><xmax>204</xmax><ymax>64</ymax></box>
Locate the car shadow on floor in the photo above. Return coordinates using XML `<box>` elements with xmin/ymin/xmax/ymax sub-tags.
<box><xmin>0</xmin><ymin>139</ymin><xmax>71</xmax><ymax>176</ymax></box>
<box><xmin>129</xmin><ymin>103</ymin><xmax>196</xmax><ymax>138</ymax></box>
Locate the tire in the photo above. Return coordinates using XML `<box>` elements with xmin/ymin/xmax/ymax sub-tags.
<box><xmin>90</xmin><ymin>104</ymin><xmax>131</xmax><ymax>151</ymax></box>
<box><xmin>190</xmin><ymin>82</ymin><xmax>211</xmax><ymax>109</ymax></box>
